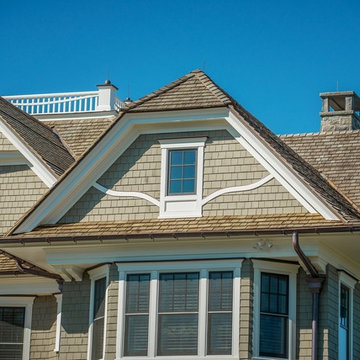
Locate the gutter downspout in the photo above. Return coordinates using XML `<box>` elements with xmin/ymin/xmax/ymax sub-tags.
<box><xmin>292</xmin><ymin>232</ymin><xmax>324</xmax><ymax>360</ymax></box>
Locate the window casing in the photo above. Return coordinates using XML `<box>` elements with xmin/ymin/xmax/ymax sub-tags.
<box><xmin>116</xmin><ymin>260</ymin><xmax>241</xmax><ymax>359</ymax></box>
<box><xmin>0</xmin><ymin>297</ymin><xmax>34</xmax><ymax>360</ymax></box>
<box><xmin>88</xmin><ymin>265</ymin><xmax>110</xmax><ymax>360</ymax></box>
<box><xmin>159</xmin><ymin>137</ymin><xmax>206</xmax><ymax>218</ymax></box>
<box><xmin>338</xmin><ymin>271</ymin><xmax>356</xmax><ymax>360</ymax></box>
<box><xmin>252</xmin><ymin>261</ymin><xmax>298</xmax><ymax>360</ymax></box>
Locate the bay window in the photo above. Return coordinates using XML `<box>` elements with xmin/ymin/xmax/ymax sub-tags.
<box><xmin>117</xmin><ymin>260</ymin><xmax>241</xmax><ymax>359</ymax></box>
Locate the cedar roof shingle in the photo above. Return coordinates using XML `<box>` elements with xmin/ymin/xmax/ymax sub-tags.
<box><xmin>44</xmin><ymin>118</ymin><xmax>113</xmax><ymax>157</ymax></box>
<box><xmin>0</xmin><ymin>97</ymin><xmax>75</xmax><ymax>175</ymax></box>
<box><xmin>9</xmin><ymin>214</ymin><xmax>344</xmax><ymax>241</ymax></box>
<box><xmin>282</xmin><ymin>130</ymin><xmax>360</xmax><ymax>207</ymax></box>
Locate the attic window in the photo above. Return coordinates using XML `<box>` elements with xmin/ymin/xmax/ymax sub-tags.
<box><xmin>159</xmin><ymin>137</ymin><xmax>207</xmax><ymax>218</ymax></box>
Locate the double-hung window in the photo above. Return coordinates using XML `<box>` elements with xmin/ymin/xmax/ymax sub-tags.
<box><xmin>88</xmin><ymin>265</ymin><xmax>110</xmax><ymax>360</ymax></box>
<box><xmin>159</xmin><ymin>137</ymin><xmax>207</xmax><ymax>218</ymax></box>
<box><xmin>0</xmin><ymin>297</ymin><xmax>34</xmax><ymax>360</ymax></box>
<box><xmin>338</xmin><ymin>271</ymin><xmax>356</xmax><ymax>360</ymax></box>
<box><xmin>253</xmin><ymin>261</ymin><xmax>298</xmax><ymax>360</ymax></box>
<box><xmin>117</xmin><ymin>260</ymin><xmax>241</xmax><ymax>359</ymax></box>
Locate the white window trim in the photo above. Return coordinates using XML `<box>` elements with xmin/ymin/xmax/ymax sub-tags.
<box><xmin>252</xmin><ymin>260</ymin><xmax>298</xmax><ymax>360</ymax></box>
<box><xmin>0</xmin><ymin>296</ymin><xmax>35</xmax><ymax>360</ymax></box>
<box><xmin>87</xmin><ymin>264</ymin><xmax>110</xmax><ymax>360</ymax></box>
<box><xmin>116</xmin><ymin>259</ymin><xmax>242</xmax><ymax>360</ymax></box>
<box><xmin>338</xmin><ymin>271</ymin><xmax>357</xmax><ymax>360</ymax></box>
<box><xmin>159</xmin><ymin>137</ymin><xmax>207</xmax><ymax>218</ymax></box>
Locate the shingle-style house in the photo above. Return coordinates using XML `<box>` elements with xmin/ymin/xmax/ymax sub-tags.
<box><xmin>0</xmin><ymin>70</ymin><xmax>360</xmax><ymax>360</ymax></box>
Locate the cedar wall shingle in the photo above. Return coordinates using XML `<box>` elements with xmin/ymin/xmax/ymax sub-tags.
<box><xmin>60</xmin><ymin>130</ymin><xmax>306</xmax><ymax>224</ymax></box>
<box><xmin>30</xmin><ymin>296</ymin><xmax>57</xmax><ymax>360</ymax></box>
<box><xmin>0</xmin><ymin>164</ymin><xmax>47</xmax><ymax>234</ymax></box>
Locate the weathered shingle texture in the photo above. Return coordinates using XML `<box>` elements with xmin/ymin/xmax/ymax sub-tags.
<box><xmin>44</xmin><ymin>118</ymin><xmax>113</xmax><ymax>157</ymax></box>
<box><xmin>0</xmin><ymin>97</ymin><xmax>75</xmax><ymax>175</ymax></box>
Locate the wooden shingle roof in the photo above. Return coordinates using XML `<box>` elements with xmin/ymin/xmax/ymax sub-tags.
<box><xmin>0</xmin><ymin>97</ymin><xmax>75</xmax><ymax>175</ymax></box>
<box><xmin>7</xmin><ymin>214</ymin><xmax>345</xmax><ymax>242</ymax></box>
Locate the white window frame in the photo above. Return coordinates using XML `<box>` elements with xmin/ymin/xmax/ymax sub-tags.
<box><xmin>0</xmin><ymin>296</ymin><xmax>35</xmax><ymax>360</ymax></box>
<box><xmin>159</xmin><ymin>137</ymin><xmax>207</xmax><ymax>218</ymax></box>
<box><xmin>252</xmin><ymin>260</ymin><xmax>298</xmax><ymax>360</ymax></box>
<box><xmin>116</xmin><ymin>259</ymin><xmax>242</xmax><ymax>360</ymax></box>
<box><xmin>338</xmin><ymin>271</ymin><xmax>357</xmax><ymax>360</ymax></box>
<box><xmin>87</xmin><ymin>264</ymin><xmax>110</xmax><ymax>360</ymax></box>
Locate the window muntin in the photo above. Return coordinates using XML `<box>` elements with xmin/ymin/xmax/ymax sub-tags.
<box><xmin>207</xmin><ymin>271</ymin><xmax>233</xmax><ymax>355</ymax></box>
<box><xmin>124</xmin><ymin>274</ymin><xmax>150</xmax><ymax>356</ymax></box>
<box><xmin>0</xmin><ymin>307</ymin><xmax>25</xmax><ymax>360</ymax></box>
<box><xmin>168</xmin><ymin>149</ymin><xmax>197</xmax><ymax>195</ymax></box>
<box><xmin>91</xmin><ymin>277</ymin><xmax>107</xmax><ymax>360</ymax></box>
<box><xmin>339</xmin><ymin>284</ymin><xmax>350</xmax><ymax>360</ymax></box>
<box><xmin>259</xmin><ymin>273</ymin><xmax>289</xmax><ymax>358</ymax></box>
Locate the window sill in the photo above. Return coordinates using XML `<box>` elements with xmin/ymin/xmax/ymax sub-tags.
<box><xmin>116</xmin><ymin>356</ymin><xmax>239</xmax><ymax>360</ymax></box>
<box><xmin>252</xmin><ymin>357</ymin><xmax>289</xmax><ymax>360</ymax></box>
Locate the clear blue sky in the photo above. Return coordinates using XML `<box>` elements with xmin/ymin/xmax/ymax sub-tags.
<box><xmin>1</xmin><ymin>0</ymin><xmax>359</xmax><ymax>134</ymax></box>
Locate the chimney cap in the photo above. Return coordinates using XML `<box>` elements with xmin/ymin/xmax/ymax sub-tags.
<box><xmin>320</xmin><ymin>91</ymin><xmax>360</xmax><ymax>111</ymax></box>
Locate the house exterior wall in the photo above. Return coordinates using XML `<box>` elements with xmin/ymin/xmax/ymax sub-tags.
<box><xmin>60</xmin><ymin>130</ymin><xmax>306</xmax><ymax>224</ymax></box>
<box><xmin>59</xmin><ymin>276</ymin><xmax>91</xmax><ymax>359</ymax></box>
<box><xmin>0</xmin><ymin>164</ymin><xmax>47</xmax><ymax>234</ymax></box>
<box><xmin>0</xmin><ymin>131</ymin><xmax>17</xmax><ymax>151</ymax></box>
<box><xmin>30</xmin><ymin>295</ymin><xmax>57</xmax><ymax>359</ymax></box>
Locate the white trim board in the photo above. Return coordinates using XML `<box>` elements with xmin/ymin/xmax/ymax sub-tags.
<box><xmin>0</xmin><ymin>118</ymin><xmax>57</xmax><ymax>187</ymax></box>
<box><xmin>12</xmin><ymin>106</ymin><xmax>341</xmax><ymax>234</ymax></box>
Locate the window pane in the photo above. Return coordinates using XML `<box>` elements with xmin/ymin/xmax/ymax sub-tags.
<box><xmin>93</xmin><ymin>277</ymin><xmax>106</xmax><ymax>320</ymax></box>
<box><xmin>159</xmin><ymin>272</ymin><xmax>199</xmax><ymax>312</ymax></box>
<box><xmin>0</xmin><ymin>307</ymin><xmax>25</xmax><ymax>344</ymax></box>
<box><xmin>169</xmin><ymin>180</ymin><xmax>181</xmax><ymax>194</ymax></box>
<box><xmin>0</xmin><ymin>344</ymin><xmax>23</xmax><ymax>360</ymax></box>
<box><xmin>124</xmin><ymin>315</ymin><xmax>149</xmax><ymax>356</ymax></box>
<box><xmin>208</xmin><ymin>271</ymin><xmax>233</xmax><ymax>311</ymax></box>
<box><xmin>91</xmin><ymin>318</ymin><xmax>104</xmax><ymax>360</ymax></box>
<box><xmin>183</xmin><ymin>179</ymin><xmax>195</xmax><ymax>193</ymax></box>
<box><xmin>170</xmin><ymin>166</ymin><xmax>182</xmax><ymax>180</ymax></box>
<box><xmin>170</xmin><ymin>151</ymin><xmax>182</xmax><ymax>165</ymax></box>
<box><xmin>158</xmin><ymin>314</ymin><xmax>198</xmax><ymax>355</ymax></box>
<box><xmin>260</xmin><ymin>314</ymin><xmax>287</xmax><ymax>358</ymax></box>
<box><xmin>183</xmin><ymin>165</ymin><xmax>195</xmax><ymax>179</ymax></box>
<box><xmin>184</xmin><ymin>150</ymin><xmax>196</xmax><ymax>164</ymax></box>
<box><xmin>207</xmin><ymin>313</ymin><xmax>232</xmax><ymax>355</ymax></box>
<box><xmin>126</xmin><ymin>274</ymin><xmax>150</xmax><ymax>313</ymax></box>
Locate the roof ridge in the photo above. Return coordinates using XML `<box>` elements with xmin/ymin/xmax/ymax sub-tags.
<box><xmin>194</xmin><ymin>71</ymin><xmax>233</xmax><ymax>105</ymax></box>
<box><xmin>124</xmin><ymin>72</ymin><xmax>196</xmax><ymax>111</ymax></box>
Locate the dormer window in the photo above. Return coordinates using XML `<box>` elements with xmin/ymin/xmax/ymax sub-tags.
<box><xmin>168</xmin><ymin>149</ymin><xmax>197</xmax><ymax>195</ymax></box>
<box><xmin>159</xmin><ymin>137</ymin><xmax>207</xmax><ymax>218</ymax></box>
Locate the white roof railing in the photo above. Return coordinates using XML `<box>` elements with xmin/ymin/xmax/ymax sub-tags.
<box><xmin>3</xmin><ymin>81</ymin><xmax>125</xmax><ymax>117</ymax></box>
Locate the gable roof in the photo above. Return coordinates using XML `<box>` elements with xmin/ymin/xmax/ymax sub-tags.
<box><xmin>0</xmin><ymin>97</ymin><xmax>75</xmax><ymax>176</ymax></box>
<box><xmin>282</xmin><ymin>130</ymin><xmax>360</xmax><ymax>206</ymax></box>
<box><xmin>7</xmin><ymin>70</ymin><xmax>360</xmax><ymax>236</ymax></box>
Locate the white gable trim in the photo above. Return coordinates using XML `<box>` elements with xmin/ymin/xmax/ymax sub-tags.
<box><xmin>226</xmin><ymin>111</ymin><xmax>340</xmax><ymax>220</ymax></box>
<box><xmin>0</xmin><ymin>118</ymin><xmax>57</xmax><ymax>187</ymax></box>
<box><xmin>13</xmin><ymin>106</ymin><xmax>341</xmax><ymax>234</ymax></box>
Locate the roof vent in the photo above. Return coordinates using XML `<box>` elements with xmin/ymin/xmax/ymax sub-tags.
<box><xmin>320</xmin><ymin>91</ymin><xmax>360</xmax><ymax>132</ymax></box>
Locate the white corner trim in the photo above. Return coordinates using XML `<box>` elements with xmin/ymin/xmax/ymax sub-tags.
<box><xmin>226</xmin><ymin>111</ymin><xmax>340</xmax><ymax>220</ymax></box>
<box><xmin>0</xmin><ymin>296</ymin><xmax>35</xmax><ymax>360</ymax></box>
<box><xmin>93</xmin><ymin>182</ymin><xmax>160</xmax><ymax>207</ymax></box>
<box><xmin>0</xmin><ymin>119</ymin><xmax>57</xmax><ymax>187</ymax></box>
<box><xmin>252</xmin><ymin>260</ymin><xmax>298</xmax><ymax>360</ymax></box>
<box><xmin>202</xmin><ymin>174</ymin><xmax>274</xmax><ymax>205</ymax></box>
<box><xmin>54</xmin><ymin>294</ymin><xmax>62</xmax><ymax>353</ymax></box>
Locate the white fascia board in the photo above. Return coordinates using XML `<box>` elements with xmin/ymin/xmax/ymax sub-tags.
<box><xmin>226</xmin><ymin>110</ymin><xmax>340</xmax><ymax>220</ymax></box>
<box><xmin>13</xmin><ymin>108</ymin><xmax>229</xmax><ymax>233</ymax></box>
<box><xmin>0</xmin><ymin>118</ymin><xmax>57</xmax><ymax>187</ymax></box>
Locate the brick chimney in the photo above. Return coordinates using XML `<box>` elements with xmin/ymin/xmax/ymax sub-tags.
<box><xmin>320</xmin><ymin>91</ymin><xmax>360</xmax><ymax>132</ymax></box>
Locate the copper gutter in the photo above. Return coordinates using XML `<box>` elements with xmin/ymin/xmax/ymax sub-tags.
<box><xmin>292</xmin><ymin>232</ymin><xmax>324</xmax><ymax>360</ymax></box>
